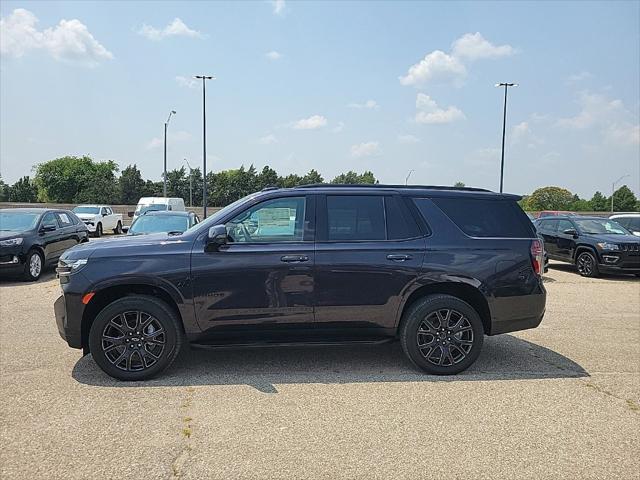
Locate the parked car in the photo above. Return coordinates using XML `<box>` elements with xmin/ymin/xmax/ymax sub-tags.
<box><xmin>131</xmin><ymin>197</ymin><xmax>186</xmax><ymax>223</ymax></box>
<box><xmin>534</xmin><ymin>215</ymin><xmax>640</xmax><ymax>277</ymax></box>
<box><xmin>537</xmin><ymin>210</ymin><xmax>576</xmax><ymax>218</ymax></box>
<box><xmin>609</xmin><ymin>213</ymin><xmax>640</xmax><ymax>237</ymax></box>
<box><xmin>72</xmin><ymin>205</ymin><xmax>123</xmax><ymax>237</ymax></box>
<box><xmin>55</xmin><ymin>184</ymin><xmax>546</xmax><ymax>381</ymax></box>
<box><xmin>128</xmin><ymin>211</ymin><xmax>199</xmax><ymax>236</ymax></box>
<box><xmin>0</xmin><ymin>208</ymin><xmax>89</xmax><ymax>281</ymax></box>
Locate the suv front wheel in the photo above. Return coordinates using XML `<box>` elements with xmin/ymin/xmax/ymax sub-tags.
<box><xmin>576</xmin><ymin>250</ymin><xmax>599</xmax><ymax>278</ymax></box>
<box><xmin>88</xmin><ymin>296</ymin><xmax>183</xmax><ymax>381</ymax></box>
<box><xmin>400</xmin><ymin>294</ymin><xmax>484</xmax><ymax>375</ymax></box>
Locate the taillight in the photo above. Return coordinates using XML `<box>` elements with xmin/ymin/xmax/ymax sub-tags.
<box><xmin>530</xmin><ymin>239</ymin><xmax>544</xmax><ymax>276</ymax></box>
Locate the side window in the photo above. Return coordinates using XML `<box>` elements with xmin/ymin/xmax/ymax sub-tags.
<box><xmin>227</xmin><ymin>197</ymin><xmax>306</xmax><ymax>243</ymax></box>
<box><xmin>105</xmin><ymin>207</ymin><xmax>112</xmax><ymax>215</ymax></box>
<box><xmin>56</xmin><ymin>212</ymin><xmax>73</xmax><ymax>227</ymax></box>
<box><xmin>100</xmin><ymin>207</ymin><xmax>107</xmax><ymax>216</ymax></box>
<box><xmin>326</xmin><ymin>195</ymin><xmax>385</xmax><ymax>241</ymax></box>
<box><xmin>545</xmin><ymin>219</ymin><xmax>559</xmax><ymax>233</ymax></box>
<box><xmin>385</xmin><ymin>196</ymin><xmax>421</xmax><ymax>240</ymax></box>
<box><xmin>557</xmin><ymin>219</ymin><xmax>574</xmax><ymax>234</ymax></box>
<box><xmin>41</xmin><ymin>212</ymin><xmax>58</xmax><ymax>229</ymax></box>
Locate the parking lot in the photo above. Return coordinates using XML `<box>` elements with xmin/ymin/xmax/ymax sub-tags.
<box><xmin>0</xmin><ymin>258</ymin><xmax>638</xmax><ymax>479</ymax></box>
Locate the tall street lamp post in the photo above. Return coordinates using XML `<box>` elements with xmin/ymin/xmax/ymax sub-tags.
<box><xmin>611</xmin><ymin>174</ymin><xmax>630</xmax><ymax>213</ymax></box>
<box><xmin>184</xmin><ymin>158</ymin><xmax>193</xmax><ymax>208</ymax></box>
<box><xmin>194</xmin><ymin>75</ymin><xmax>215</xmax><ymax>218</ymax></box>
<box><xmin>495</xmin><ymin>83</ymin><xmax>518</xmax><ymax>193</ymax></box>
<box><xmin>163</xmin><ymin>110</ymin><xmax>176</xmax><ymax>197</ymax></box>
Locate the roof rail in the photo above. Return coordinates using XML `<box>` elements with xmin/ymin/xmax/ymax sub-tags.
<box><xmin>293</xmin><ymin>183</ymin><xmax>492</xmax><ymax>192</ymax></box>
<box><xmin>261</xmin><ymin>186</ymin><xmax>280</xmax><ymax>191</ymax></box>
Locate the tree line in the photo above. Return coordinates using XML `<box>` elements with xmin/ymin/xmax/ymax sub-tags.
<box><xmin>0</xmin><ymin>156</ymin><xmax>637</xmax><ymax>212</ymax></box>
<box><xmin>0</xmin><ymin>156</ymin><xmax>377</xmax><ymax>206</ymax></box>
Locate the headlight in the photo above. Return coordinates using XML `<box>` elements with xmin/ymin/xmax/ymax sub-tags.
<box><xmin>596</xmin><ymin>242</ymin><xmax>619</xmax><ymax>251</ymax></box>
<box><xmin>56</xmin><ymin>258</ymin><xmax>89</xmax><ymax>276</ymax></box>
<box><xmin>0</xmin><ymin>237</ymin><xmax>23</xmax><ymax>247</ymax></box>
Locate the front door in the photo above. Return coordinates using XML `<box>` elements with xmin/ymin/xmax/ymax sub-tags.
<box><xmin>314</xmin><ymin>194</ymin><xmax>425</xmax><ymax>331</ymax></box>
<box><xmin>190</xmin><ymin>195</ymin><xmax>316</xmax><ymax>336</ymax></box>
<box><xmin>39</xmin><ymin>212</ymin><xmax>64</xmax><ymax>261</ymax></box>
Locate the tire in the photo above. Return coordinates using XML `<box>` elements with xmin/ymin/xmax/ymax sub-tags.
<box><xmin>113</xmin><ymin>221</ymin><xmax>122</xmax><ymax>235</ymax></box>
<box><xmin>22</xmin><ymin>249</ymin><xmax>43</xmax><ymax>281</ymax></box>
<box><xmin>94</xmin><ymin>223</ymin><xmax>103</xmax><ymax>238</ymax></box>
<box><xmin>88</xmin><ymin>296</ymin><xmax>183</xmax><ymax>381</ymax></box>
<box><xmin>576</xmin><ymin>250</ymin><xmax>599</xmax><ymax>278</ymax></box>
<box><xmin>400</xmin><ymin>294</ymin><xmax>484</xmax><ymax>375</ymax></box>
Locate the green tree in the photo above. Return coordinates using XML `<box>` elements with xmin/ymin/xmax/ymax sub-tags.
<box><xmin>256</xmin><ymin>166</ymin><xmax>279</xmax><ymax>190</ymax></box>
<box><xmin>454</xmin><ymin>181</ymin><xmax>466</xmax><ymax>187</ymax></box>
<box><xmin>73</xmin><ymin>161</ymin><xmax>119</xmax><ymax>204</ymax></box>
<box><xmin>524</xmin><ymin>186</ymin><xmax>574</xmax><ymax>211</ymax></box>
<box><xmin>300</xmin><ymin>169</ymin><xmax>324</xmax><ymax>185</ymax></box>
<box><xmin>0</xmin><ymin>176</ymin><xmax>9</xmax><ymax>202</ymax></box>
<box><xmin>279</xmin><ymin>173</ymin><xmax>303</xmax><ymax>188</ymax></box>
<box><xmin>118</xmin><ymin>165</ymin><xmax>146</xmax><ymax>205</ymax></box>
<box><xmin>589</xmin><ymin>191</ymin><xmax>609</xmax><ymax>211</ymax></box>
<box><xmin>611</xmin><ymin>185</ymin><xmax>638</xmax><ymax>212</ymax></box>
<box><xmin>9</xmin><ymin>176</ymin><xmax>38</xmax><ymax>202</ymax></box>
<box><xmin>331</xmin><ymin>171</ymin><xmax>377</xmax><ymax>184</ymax></box>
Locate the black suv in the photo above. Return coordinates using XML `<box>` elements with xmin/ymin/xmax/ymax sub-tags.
<box><xmin>534</xmin><ymin>215</ymin><xmax>640</xmax><ymax>277</ymax></box>
<box><xmin>55</xmin><ymin>185</ymin><xmax>546</xmax><ymax>380</ymax></box>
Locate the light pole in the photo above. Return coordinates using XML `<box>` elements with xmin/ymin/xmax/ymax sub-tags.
<box><xmin>194</xmin><ymin>75</ymin><xmax>215</xmax><ymax>218</ymax></box>
<box><xmin>405</xmin><ymin>169</ymin><xmax>414</xmax><ymax>186</ymax></box>
<box><xmin>495</xmin><ymin>83</ymin><xmax>518</xmax><ymax>193</ymax></box>
<box><xmin>611</xmin><ymin>174</ymin><xmax>630</xmax><ymax>213</ymax></box>
<box><xmin>163</xmin><ymin>110</ymin><xmax>176</xmax><ymax>197</ymax></box>
<box><xmin>184</xmin><ymin>158</ymin><xmax>193</xmax><ymax>208</ymax></box>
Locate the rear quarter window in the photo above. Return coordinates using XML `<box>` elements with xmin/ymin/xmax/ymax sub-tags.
<box><xmin>421</xmin><ymin>197</ymin><xmax>535</xmax><ymax>238</ymax></box>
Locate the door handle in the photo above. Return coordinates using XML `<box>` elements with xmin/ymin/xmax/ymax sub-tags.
<box><xmin>280</xmin><ymin>255</ymin><xmax>309</xmax><ymax>263</ymax></box>
<box><xmin>386</xmin><ymin>254</ymin><xmax>412</xmax><ymax>262</ymax></box>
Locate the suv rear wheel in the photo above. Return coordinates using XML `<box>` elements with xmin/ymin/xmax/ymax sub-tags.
<box><xmin>88</xmin><ymin>296</ymin><xmax>183</xmax><ymax>381</ymax></box>
<box><xmin>400</xmin><ymin>294</ymin><xmax>484</xmax><ymax>375</ymax></box>
<box><xmin>576</xmin><ymin>250</ymin><xmax>599</xmax><ymax>278</ymax></box>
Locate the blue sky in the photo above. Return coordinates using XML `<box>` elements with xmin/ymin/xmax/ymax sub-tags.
<box><xmin>1</xmin><ymin>0</ymin><xmax>639</xmax><ymax>198</ymax></box>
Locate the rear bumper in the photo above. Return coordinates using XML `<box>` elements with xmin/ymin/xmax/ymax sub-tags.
<box><xmin>488</xmin><ymin>285</ymin><xmax>546</xmax><ymax>335</ymax></box>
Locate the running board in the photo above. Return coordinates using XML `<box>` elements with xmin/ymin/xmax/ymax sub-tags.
<box><xmin>189</xmin><ymin>338</ymin><xmax>396</xmax><ymax>350</ymax></box>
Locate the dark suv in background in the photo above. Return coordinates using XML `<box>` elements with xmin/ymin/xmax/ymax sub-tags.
<box><xmin>534</xmin><ymin>216</ymin><xmax>640</xmax><ymax>277</ymax></box>
<box><xmin>55</xmin><ymin>185</ymin><xmax>546</xmax><ymax>380</ymax></box>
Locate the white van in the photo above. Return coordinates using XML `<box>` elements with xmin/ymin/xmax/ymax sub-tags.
<box><xmin>132</xmin><ymin>197</ymin><xmax>186</xmax><ymax>222</ymax></box>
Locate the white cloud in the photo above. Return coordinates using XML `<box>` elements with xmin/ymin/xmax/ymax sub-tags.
<box><xmin>332</xmin><ymin>121</ymin><xmax>345</xmax><ymax>133</ymax></box>
<box><xmin>398</xmin><ymin>134</ymin><xmax>421</xmax><ymax>144</ymax></box>
<box><xmin>557</xmin><ymin>91</ymin><xmax>625</xmax><ymax>129</ymax></box>
<box><xmin>399</xmin><ymin>50</ymin><xmax>466</xmax><ymax>86</ymax></box>
<box><xmin>605</xmin><ymin>123</ymin><xmax>640</xmax><ymax>146</ymax></box>
<box><xmin>415</xmin><ymin>93</ymin><xmax>465</xmax><ymax>124</ymax></box>
<box><xmin>0</xmin><ymin>8</ymin><xmax>113</xmax><ymax>66</ymax></box>
<box><xmin>271</xmin><ymin>0</ymin><xmax>286</xmax><ymax>15</ymax></box>
<box><xmin>291</xmin><ymin>115</ymin><xmax>327</xmax><ymax>130</ymax></box>
<box><xmin>145</xmin><ymin>131</ymin><xmax>192</xmax><ymax>150</ymax></box>
<box><xmin>350</xmin><ymin>141</ymin><xmax>381</xmax><ymax>158</ymax></box>
<box><xmin>138</xmin><ymin>18</ymin><xmax>204</xmax><ymax>41</ymax></box>
<box><xmin>566</xmin><ymin>71</ymin><xmax>592</xmax><ymax>84</ymax></box>
<box><xmin>175</xmin><ymin>76</ymin><xmax>198</xmax><ymax>89</ymax></box>
<box><xmin>399</xmin><ymin>32</ymin><xmax>515</xmax><ymax>87</ymax></box>
<box><xmin>511</xmin><ymin>121</ymin><xmax>542</xmax><ymax>148</ymax></box>
<box><xmin>451</xmin><ymin>32</ymin><xmax>516</xmax><ymax>61</ymax></box>
<box><xmin>258</xmin><ymin>134</ymin><xmax>278</xmax><ymax>145</ymax></box>
<box><xmin>347</xmin><ymin>99</ymin><xmax>379</xmax><ymax>110</ymax></box>
<box><xmin>265</xmin><ymin>50</ymin><xmax>282</xmax><ymax>61</ymax></box>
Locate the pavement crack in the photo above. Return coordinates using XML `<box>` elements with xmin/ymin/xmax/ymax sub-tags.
<box><xmin>171</xmin><ymin>386</ymin><xmax>196</xmax><ymax>478</ymax></box>
<box><xmin>581</xmin><ymin>380</ymin><xmax>639</xmax><ymax>413</ymax></box>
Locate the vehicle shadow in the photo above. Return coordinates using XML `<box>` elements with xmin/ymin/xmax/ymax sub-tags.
<box><xmin>0</xmin><ymin>270</ymin><xmax>56</xmax><ymax>287</ymax></box>
<box><xmin>549</xmin><ymin>263</ymin><xmax>639</xmax><ymax>281</ymax></box>
<box><xmin>72</xmin><ymin>335</ymin><xmax>589</xmax><ymax>393</ymax></box>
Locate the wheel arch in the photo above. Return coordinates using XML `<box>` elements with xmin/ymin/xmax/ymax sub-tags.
<box><xmin>81</xmin><ymin>281</ymin><xmax>185</xmax><ymax>352</ymax></box>
<box><xmin>574</xmin><ymin>244</ymin><xmax>599</xmax><ymax>261</ymax></box>
<box><xmin>397</xmin><ymin>281</ymin><xmax>492</xmax><ymax>335</ymax></box>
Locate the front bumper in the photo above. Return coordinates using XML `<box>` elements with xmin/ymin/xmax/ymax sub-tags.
<box><xmin>82</xmin><ymin>222</ymin><xmax>97</xmax><ymax>232</ymax></box>
<box><xmin>598</xmin><ymin>251</ymin><xmax>640</xmax><ymax>274</ymax></box>
<box><xmin>0</xmin><ymin>247</ymin><xmax>26</xmax><ymax>273</ymax></box>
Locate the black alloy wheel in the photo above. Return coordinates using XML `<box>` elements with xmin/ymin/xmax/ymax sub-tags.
<box><xmin>88</xmin><ymin>296</ymin><xmax>183</xmax><ymax>380</ymax></box>
<box><xmin>576</xmin><ymin>251</ymin><xmax>599</xmax><ymax>278</ymax></box>
<box><xmin>400</xmin><ymin>294</ymin><xmax>484</xmax><ymax>375</ymax></box>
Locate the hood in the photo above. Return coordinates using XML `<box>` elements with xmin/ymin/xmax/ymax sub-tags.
<box><xmin>582</xmin><ymin>233</ymin><xmax>639</xmax><ymax>243</ymax></box>
<box><xmin>0</xmin><ymin>230</ymin><xmax>34</xmax><ymax>241</ymax></box>
<box><xmin>60</xmin><ymin>232</ymin><xmax>189</xmax><ymax>261</ymax></box>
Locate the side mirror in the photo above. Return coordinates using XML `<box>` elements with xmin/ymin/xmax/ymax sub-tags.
<box><xmin>102</xmin><ymin>212</ymin><xmax>108</xmax><ymax>217</ymax></box>
<box><xmin>128</xmin><ymin>211</ymin><xmax>134</xmax><ymax>218</ymax></box>
<box><xmin>207</xmin><ymin>224</ymin><xmax>228</xmax><ymax>248</ymax></box>
<box><xmin>40</xmin><ymin>224</ymin><xmax>56</xmax><ymax>233</ymax></box>
<box><xmin>563</xmin><ymin>228</ymin><xmax>578</xmax><ymax>237</ymax></box>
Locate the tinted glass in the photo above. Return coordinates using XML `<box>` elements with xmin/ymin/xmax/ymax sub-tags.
<box><xmin>56</xmin><ymin>212</ymin><xmax>73</xmax><ymax>227</ymax></box>
<box><xmin>42</xmin><ymin>213</ymin><xmax>57</xmax><ymax>228</ymax></box>
<box><xmin>136</xmin><ymin>204</ymin><xmax>167</xmax><ymax>215</ymax></box>
<box><xmin>557</xmin><ymin>219</ymin><xmax>574</xmax><ymax>233</ymax></box>
<box><xmin>540</xmin><ymin>219</ymin><xmax>558</xmax><ymax>233</ymax></box>
<box><xmin>385</xmin><ymin>196</ymin><xmax>421</xmax><ymax>240</ymax></box>
<box><xmin>327</xmin><ymin>195</ymin><xmax>385</xmax><ymax>241</ymax></box>
<box><xmin>227</xmin><ymin>197</ymin><xmax>306</xmax><ymax>243</ymax></box>
<box><xmin>574</xmin><ymin>218</ymin><xmax>628</xmax><ymax>235</ymax></box>
<box><xmin>625</xmin><ymin>217</ymin><xmax>640</xmax><ymax>232</ymax></box>
<box><xmin>0</xmin><ymin>212</ymin><xmax>41</xmax><ymax>231</ymax></box>
<box><xmin>430</xmin><ymin>198</ymin><xmax>534</xmax><ymax>238</ymax></box>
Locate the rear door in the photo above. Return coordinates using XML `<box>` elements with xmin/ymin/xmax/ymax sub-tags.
<box><xmin>537</xmin><ymin>219</ymin><xmax>559</xmax><ymax>257</ymax></box>
<box><xmin>555</xmin><ymin>219</ymin><xmax>577</xmax><ymax>260</ymax></box>
<box><xmin>314</xmin><ymin>194</ymin><xmax>425</xmax><ymax>330</ymax></box>
<box><xmin>54</xmin><ymin>212</ymin><xmax>78</xmax><ymax>254</ymax></box>
<box><xmin>38</xmin><ymin>212</ymin><xmax>64</xmax><ymax>261</ymax></box>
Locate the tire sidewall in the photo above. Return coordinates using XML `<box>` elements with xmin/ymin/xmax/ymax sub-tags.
<box><xmin>401</xmin><ymin>295</ymin><xmax>484</xmax><ymax>375</ymax></box>
<box><xmin>88</xmin><ymin>296</ymin><xmax>182</xmax><ymax>381</ymax></box>
<box><xmin>23</xmin><ymin>249</ymin><xmax>43</xmax><ymax>281</ymax></box>
<box><xmin>114</xmin><ymin>221</ymin><xmax>122</xmax><ymax>234</ymax></box>
<box><xmin>576</xmin><ymin>250</ymin><xmax>598</xmax><ymax>277</ymax></box>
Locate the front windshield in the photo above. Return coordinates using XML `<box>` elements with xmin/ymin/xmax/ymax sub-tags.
<box><xmin>574</xmin><ymin>218</ymin><xmax>629</xmax><ymax>235</ymax></box>
<box><xmin>73</xmin><ymin>206</ymin><xmax>100</xmax><ymax>214</ymax></box>
<box><xmin>129</xmin><ymin>215</ymin><xmax>189</xmax><ymax>235</ymax></box>
<box><xmin>0</xmin><ymin>212</ymin><xmax>41</xmax><ymax>232</ymax></box>
<box><xmin>135</xmin><ymin>204</ymin><xmax>167</xmax><ymax>216</ymax></box>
